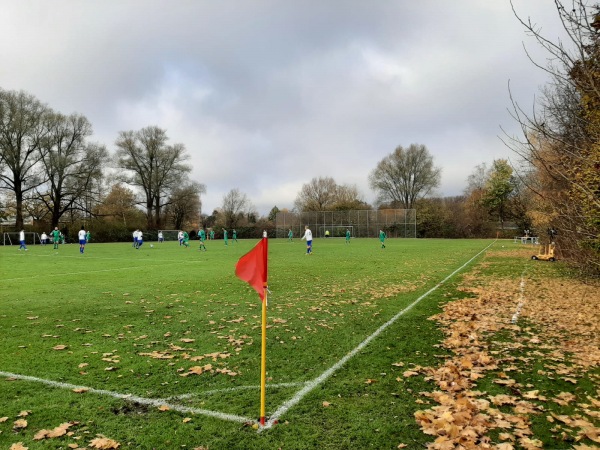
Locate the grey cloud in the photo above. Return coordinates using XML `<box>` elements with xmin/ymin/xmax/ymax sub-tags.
<box><xmin>0</xmin><ymin>0</ymin><xmax>565</xmax><ymax>214</ymax></box>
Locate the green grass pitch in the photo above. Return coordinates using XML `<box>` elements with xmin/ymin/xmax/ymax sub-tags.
<box><xmin>0</xmin><ymin>237</ymin><xmax>493</xmax><ymax>449</ymax></box>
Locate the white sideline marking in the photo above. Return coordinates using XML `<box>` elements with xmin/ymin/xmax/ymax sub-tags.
<box><xmin>1</xmin><ymin>252</ymin><xmax>204</xmax><ymax>264</ymax></box>
<box><xmin>31</xmin><ymin>254</ymin><xmax>205</xmax><ymax>264</ymax></box>
<box><xmin>511</xmin><ymin>269</ymin><xmax>528</xmax><ymax>323</ymax></box>
<box><xmin>261</xmin><ymin>241</ymin><xmax>495</xmax><ymax>429</ymax></box>
<box><xmin>0</xmin><ymin>370</ymin><xmax>254</xmax><ymax>424</ymax></box>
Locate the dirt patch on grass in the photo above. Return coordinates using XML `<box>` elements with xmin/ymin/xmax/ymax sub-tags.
<box><xmin>111</xmin><ymin>402</ymin><xmax>151</xmax><ymax>415</ymax></box>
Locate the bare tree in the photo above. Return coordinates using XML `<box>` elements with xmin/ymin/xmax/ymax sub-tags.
<box><xmin>294</xmin><ymin>177</ymin><xmax>369</xmax><ymax>211</ymax></box>
<box><xmin>114</xmin><ymin>126</ymin><xmax>191</xmax><ymax>229</ymax></box>
<box><xmin>165</xmin><ymin>181</ymin><xmax>206</xmax><ymax>230</ymax></box>
<box><xmin>463</xmin><ymin>164</ymin><xmax>494</xmax><ymax>237</ymax></box>
<box><xmin>332</xmin><ymin>184</ymin><xmax>370</xmax><ymax>210</ymax></box>
<box><xmin>294</xmin><ymin>176</ymin><xmax>337</xmax><ymax>211</ymax></box>
<box><xmin>369</xmin><ymin>143</ymin><xmax>441</xmax><ymax>209</ymax></box>
<box><xmin>0</xmin><ymin>89</ymin><xmax>50</xmax><ymax>229</ymax></box>
<box><xmin>35</xmin><ymin>112</ymin><xmax>107</xmax><ymax>227</ymax></box>
<box><xmin>465</xmin><ymin>163</ymin><xmax>489</xmax><ymax>195</ymax></box>
<box><xmin>506</xmin><ymin>0</ymin><xmax>600</xmax><ymax>274</ymax></box>
<box><xmin>218</xmin><ymin>188</ymin><xmax>253</xmax><ymax>229</ymax></box>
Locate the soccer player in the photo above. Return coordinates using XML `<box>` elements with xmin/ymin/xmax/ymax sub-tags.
<box><xmin>41</xmin><ymin>231</ymin><xmax>48</xmax><ymax>245</ymax></box>
<box><xmin>288</xmin><ymin>228</ymin><xmax>293</xmax><ymax>242</ymax></box>
<box><xmin>182</xmin><ymin>230</ymin><xmax>190</xmax><ymax>248</ymax></box>
<box><xmin>85</xmin><ymin>230</ymin><xmax>91</xmax><ymax>243</ymax></box>
<box><xmin>178</xmin><ymin>230</ymin><xmax>184</xmax><ymax>246</ymax></box>
<box><xmin>210</xmin><ymin>229</ymin><xmax>215</xmax><ymax>240</ymax></box>
<box><xmin>232</xmin><ymin>229</ymin><xmax>238</xmax><ymax>243</ymax></box>
<box><xmin>346</xmin><ymin>228</ymin><xmax>351</xmax><ymax>244</ymax></box>
<box><xmin>18</xmin><ymin>229</ymin><xmax>27</xmax><ymax>251</ymax></box>
<box><xmin>51</xmin><ymin>227</ymin><xmax>60</xmax><ymax>249</ymax></box>
<box><xmin>158</xmin><ymin>231</ymin><xmax>164</xmax><ymax>243</ymax></box>
<box><xmin>137</xmin><ymin>229</ymin><xmax>144</xmax><ymax>249</ymax></box>
<box><xmin>198</xmin><ymin>228</ymin><xmax>207</xmax><ymax>251</ymax></box>
<box><xmin>223</xmin><ymin>229</ymin><xmax>228</xmax><ymax>246</ymax></box>
<box><xmin>301</xmin><ymin>225</ymin><xmax>312</xmax><ymax>255</ymax></box>
<box><xmin>379</xmin><ymin>229</ymin><xmax>386</xmax><ymax>249</ymax></box>
<box><xmin>133</xmin><ymin>229</ymin><xmax>138</xmax><ymax>248</ymax></box>
<box><xmin>78</xmin><ymin>226</ymin><xmax>87</xmax><ymax>254</ymax></box>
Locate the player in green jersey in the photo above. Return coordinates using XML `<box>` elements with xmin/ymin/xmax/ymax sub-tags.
<box><xmin>198</xmin><ymin>228</ymin><xmax>207</xmax><ymax>251</ymax></box>
<box><xmin>51</xmin><ymin>227</ymin><xmax>61</xmax><ymax>249</ymax></box>
<box><xmin>379</xmin><ymin>229</ymin><xmax>386</xmax><ymax>249</ymax></box>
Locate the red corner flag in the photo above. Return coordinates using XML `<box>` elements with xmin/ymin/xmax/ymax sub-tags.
<box><xmin>235</xmin><ymin>237</ymin><xmax>268</xmax><ymax>301</ymax></box>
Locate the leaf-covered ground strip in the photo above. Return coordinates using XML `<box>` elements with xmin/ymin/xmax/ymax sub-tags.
<box><xmin>0</xmin><ymin>238</ymin><xmax>541</xmax><ymax>449</ymax></box>
<box><xmin>410</xmin><ymin>245</ymin><xmax>600</xmax><ymax>450</ymax></box>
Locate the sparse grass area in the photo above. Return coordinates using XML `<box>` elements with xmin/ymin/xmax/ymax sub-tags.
<box><xmin>0</xmin><ymin>239</ymin><xmax>597</xmax><ymax>449</ymax></box>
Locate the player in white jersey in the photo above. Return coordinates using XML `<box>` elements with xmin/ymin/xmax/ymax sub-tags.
<box><xmin>78</xmin><ymin>226</ymin><xmax>87</xmax><ymax>254</ymax></box>
<box><xmin>301</xmin><ymin>225</ymin><xmax>313</xmax><ymax>255</ymax></box>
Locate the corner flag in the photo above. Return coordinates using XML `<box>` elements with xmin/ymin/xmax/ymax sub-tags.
<box><xmin>235</xmin><ymin>237</ymin><xmax>268</xmax><ymax>301</ymax></box>
<box><xmin>235</xmin><ymin>237</ymin><xmax>269</xmax><ymax>426</ymax></box>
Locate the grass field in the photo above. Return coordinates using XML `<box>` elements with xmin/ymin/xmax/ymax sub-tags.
<box><xmin>0</xmin><ymin>238</ymin><xmax>597</xmax><ymax>449</ymax></box>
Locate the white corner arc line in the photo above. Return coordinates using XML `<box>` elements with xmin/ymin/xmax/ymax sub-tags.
<box><xmin>1</xmin><ymin>265</ymin><xmax>168</xmax><ymax>282</ymax></box>
<box><xmin>261</xmin><ymin>241</ymin><xmax>495</xmax><ymax>430</ymax></box>
<box><xmin>0</xmin><ymin>370</ymin><xmax>254</xmax><ymax>424</ymax></box>
<box><xmin>171</xmin><ymin>381</ymin><xmax>309</xmax><ymax>400</ymax></box>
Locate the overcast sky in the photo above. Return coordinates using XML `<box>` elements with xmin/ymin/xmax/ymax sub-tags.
<box><xmin>0</xmin><ymin>1</ymin><xmax>565</xmax><ymax>215</ymax></box>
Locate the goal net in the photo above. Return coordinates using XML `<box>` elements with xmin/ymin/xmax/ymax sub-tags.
<box><xmin>3</xmin><ymin>232</ymin><xmax>41</xmax><ymax>246</ymax></box>
<box><xmin>317</xmin><ymin>225</ymin><xmax>353</xmax><ymax>238</ymax></box>
<box><xmin>157</xmin><ymin>230</ymin><xmax>182</xmax><ymax>242</ymax></box>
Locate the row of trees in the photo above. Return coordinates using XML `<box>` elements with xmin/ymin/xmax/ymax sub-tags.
<box><xmin>0</xmin><ymin>91</ymin><xmax>107</xmax><ymax>230</ymax></box>
<box><xmin>291</xmin><ymin>144</ymin><xmax>443</xmax><ymax>213</ymax></box>
<box><xmin>417</xmin><ymin>159</ymin><xmax>530</xmax><ymax>238</ymax></box>
<box><xmin>288</xmin><ymin>155</ymin><xmax>528</xmax><ymax>240</ymax></box>
<box><xmin>0</xmin><ymin>89</ymin><xmax>496</xmax><ymax>240</ymax></box>
<box><xmin>0</xmin><ymin>89</ymin><xmax>205</xmax><ymax>231</ymax></box>
<box><xmin>0</xmin><ymin>89</ymin><xmax>547</xmax><ymax>243</ymax></box>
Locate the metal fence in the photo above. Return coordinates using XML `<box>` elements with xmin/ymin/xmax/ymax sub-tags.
<box><xmin>275</xmin><ymin>209</ymin><xmax>416</xmax><ymax>239</ymax></box>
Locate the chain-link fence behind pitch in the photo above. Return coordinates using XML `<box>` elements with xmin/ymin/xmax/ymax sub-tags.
<box><xmin>275</xmin><ymin>209</ymin><xmax>416</xmax><ymax>239</ymax></box>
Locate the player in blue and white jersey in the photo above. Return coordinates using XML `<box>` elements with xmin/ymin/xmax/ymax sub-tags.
<box><xmin>78</xmin><ymin>226</ymin><xmax>87</xmax><ymax>254</ymax></box>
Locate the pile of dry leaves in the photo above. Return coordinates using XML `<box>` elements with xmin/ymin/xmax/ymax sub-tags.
<box><xmin>412</xmin><ymin>258</ymin><xmax>600</xmax><ymax>450</ymax></box>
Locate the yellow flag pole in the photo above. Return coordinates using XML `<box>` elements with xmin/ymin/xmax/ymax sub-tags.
<box><xmin>259</xmin><ymin>284</ymin><xmax>267</xmax><ymax>426</ymax></box>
